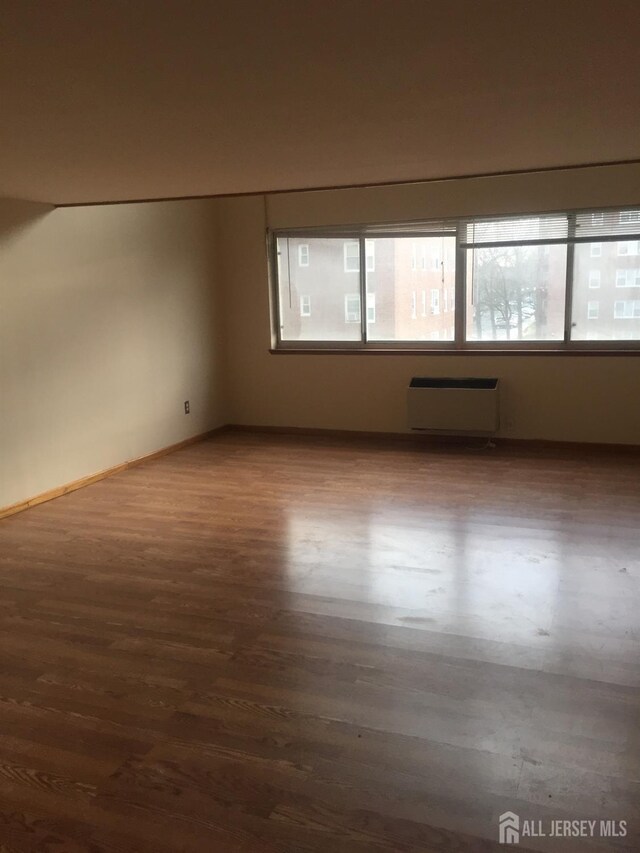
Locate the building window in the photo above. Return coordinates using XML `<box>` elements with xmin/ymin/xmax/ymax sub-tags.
<box><xmin>616</xmin><ymin>268</ymin><xmax>640</xmax><ymax>287</ymax></box>
<box><xmin>344</xmin><ymin>241</ymin><xmax>359</xmax><ymax>273</ymax></box>
<box><xmin>365</xmin><ymin>240</ymin><xmax>375</xmax><ymax>272</ymax></box>
<box><xmin>344</xmin><ymin>293</ymin><xmax>361</xmax><ymax>323</ymax></box>
<box><xmin>618</xmin><ymin>241</ymin><xmax>640</xmax><ymax>256</ymax></box>
<box><xmin>300</xmin><ymin>295</ymin><xmax>311</xmax><ymax>317</ymax></box>
<box><xmin>344</xmin><ymin>240</ymin><xmax>374</xmax><ymax>273</ymax></box>
<box><xmin>614</xmin><ymin>300</ymin><xmax>640</xmax><ymax>319</ymax></box>
<box><xmin>366</xmin><ymin>293</ymin><xmax>376</xmax><ymax>324</ymax></box>
<box><xmin>272</xmin><ymin>206</ymin><xmax>640</xmax><ymax>350</ymax></box>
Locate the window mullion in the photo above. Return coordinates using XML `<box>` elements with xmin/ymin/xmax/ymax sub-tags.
<box><xmin>564</xmin><ymin>214</ymin><xmax>576</xmax><ymax>345</ymax></box>
<box><xmin>359</xmin><ymin>235</ymin><xmax>367</xmax><ymax>344</ymax></box>
<box><xmin>455</xmin><ymin>223</ymin><xmax>466</xmax><ymax>348</ymax></box>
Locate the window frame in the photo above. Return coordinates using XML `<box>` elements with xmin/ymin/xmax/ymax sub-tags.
<box><xmin>269</xmin><ymin>207</ymin><xmax>640</xmax><ymax>354</ymax></box>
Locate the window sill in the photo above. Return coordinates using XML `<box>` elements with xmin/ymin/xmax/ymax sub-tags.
<box><xmin>270</xmin><ymin>347</ymin><xmax>640</xmax><ymax>357</ymax></box>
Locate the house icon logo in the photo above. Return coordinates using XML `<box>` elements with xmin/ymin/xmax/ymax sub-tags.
<box><xmin>499</xmin><ymin>811</ymin><xmax>520</xmax><ymax>844</ymax></box>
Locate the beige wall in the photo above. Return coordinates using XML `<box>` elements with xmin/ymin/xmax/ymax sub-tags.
<box><xmin>221</xmin><ymin>164</ymin><xmax>640</xmax><ymax>445</ymax></box>
<box><xmin>2</xmin><ymin>162</ymin><xmax>640</xmax><ymax>514</ymax></box>
<box><xmin>0</xmin><ymin>198</ymin><xmax>224</xmax><ymax>509</ymax></box>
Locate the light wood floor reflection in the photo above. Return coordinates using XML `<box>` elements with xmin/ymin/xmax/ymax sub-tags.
<box><xmin>0</xmin><ymin>431</ymin><xmax>638</xmax><ymax>852</ymax></box>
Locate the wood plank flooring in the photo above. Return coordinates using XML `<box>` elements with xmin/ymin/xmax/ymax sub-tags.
<box><xmin>0</xmin><ymin>431</ymin><xmax>638</xmax><ymax>852</ymax></box>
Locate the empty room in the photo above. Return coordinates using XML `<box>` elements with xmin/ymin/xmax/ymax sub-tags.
<box><xmin>1</xmin><ymin>1</ymin><xmax>639</xmax><ymax>851</ymax></box>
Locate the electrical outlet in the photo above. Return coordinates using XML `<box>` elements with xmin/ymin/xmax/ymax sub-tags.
<box><xmin>184</xmin><ymin>401</ymin><xmax>190</xmax><ymax>414</ymax></box>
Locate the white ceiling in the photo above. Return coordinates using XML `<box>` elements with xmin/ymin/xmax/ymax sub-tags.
<box><xmin>1</xmin><ymin>0</ymin><xmax>639</xmax><ymax>205</ymax></box>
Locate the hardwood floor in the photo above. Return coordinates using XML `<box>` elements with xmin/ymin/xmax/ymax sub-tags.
<box><xmin>0</xmin><ymin>431</ymin><xmax>638</xmax><ymax>852</ymax></box>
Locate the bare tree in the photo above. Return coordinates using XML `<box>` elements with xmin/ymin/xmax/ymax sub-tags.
<box><xmin>471</xmin><ymin>246</ymin><xmax>543</xmax><ymax>340</ymax></box>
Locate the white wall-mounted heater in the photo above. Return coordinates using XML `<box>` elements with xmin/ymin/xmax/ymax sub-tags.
<box><xmin>408</xmin><ymin>377</ymin><xmax>500</xmax><ymax>436</ymax></box>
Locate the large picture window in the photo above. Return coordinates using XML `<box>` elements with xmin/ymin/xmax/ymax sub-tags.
<box><xmin>271</xmin><ymin>207</ymin><xmax>640</xmax><ymax>350</ymax></box>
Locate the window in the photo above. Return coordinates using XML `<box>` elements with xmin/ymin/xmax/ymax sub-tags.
<box><xmin>617</xmin><ymin>241</ymin><xmax>640</xmax><ymax>256</ymax></box>
<box><xmin>616</xmin><ymin>269</ymin><xmax>640</xmax><ymax>287</ymax></box>
<box><xmin>276</xmin><ymin>237</ymin><xmax>361</xmax><ymax>342</ymax></box>
<box><xmin>345</xmin><ymin>293</ymin><xmax>361</xmax><ymax>323</ymax></box>
<box><xmin>344</xmin><ymin>240</ymin><xmax>374</xmax><ymax>272</ymax></box>
<box><xmin>466</xmin><ymin>241</ymin><xmax>567</xmax><ymax>342</ymax></box>
<box><xmin>366</xmin><ymin>240</ymin><xmax>375</xmax><ymax>272</ymax></box>
<box><xmin>344</xmin><ymin>242</ymin><xmax>359</xmax><ymax>273</ymax></box>
<box><xmin>367</xmin><ymin>293</ymin><xmax>376</xmax><ymax>324</ymax></box>
<box><xmin>300</xmin><ymin>295</ymin><xmax>311</xmax><ymax>316</ymax></box>
<box><xmin>272</xmin><ymin>207</ymin><xmax>640</xmax><ymax>350</ymax></box>
<box><xmin>614</xmin><ymin>300</ymin><xmax>640</xmax><ymax>319</ymax></box>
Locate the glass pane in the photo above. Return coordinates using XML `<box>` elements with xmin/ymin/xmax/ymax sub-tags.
<box><xmin>365</xmin><ymin>236</ymin><xmax>456</xmax><ymax>342</ymax></box>
<box><xmin>277</xmin><ymin>237</ymin><xmax>362</xmax><ymax>342</ymax></box>
<box><xmin>571</xmin><ymin>242</ymin><xmax>640</xmax><ymax>340</ymax></box>
<box><xmin>466</xmin><ymin>244</ymin><xmax>566</xmax><ymax>342</ymax></box>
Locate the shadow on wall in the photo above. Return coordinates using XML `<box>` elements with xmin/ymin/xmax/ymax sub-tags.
<box><xmin>0</xmin><ymin>198</ymin><xmax>54</xmax><ymax>244</ymax></box>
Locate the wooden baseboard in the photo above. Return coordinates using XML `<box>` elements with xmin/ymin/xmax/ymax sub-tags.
<box><xmin>0</xmin><ymin>426</ymin><xmax>228</xmax><ymax>522</ymax></box>
<box><xmin>3</xmin><ymin>422</ymin><xmax>638</xmax><ymax>522</ymax></box>
<box><xmin>225</xmin><ymin>423</ymin><xmax>640</xmax><ymax>455</ymax></box>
